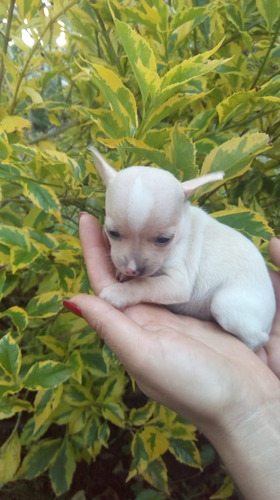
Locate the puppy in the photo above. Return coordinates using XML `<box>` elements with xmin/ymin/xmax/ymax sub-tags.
<box><xmin>89</xmin><ymin>146</ymin><xmax>276</xmax><ymax>350</ymax></box>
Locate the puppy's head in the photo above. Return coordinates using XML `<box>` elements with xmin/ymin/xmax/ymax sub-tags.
<box><xmin>89</xmin><ymin>147</ymin><xmax>224</xmax><ymax>277</ymax></box>
<box><xmin>105</xmin><ymin>166</ymin><xmax>186</xmax><ymax>277</ymax></box>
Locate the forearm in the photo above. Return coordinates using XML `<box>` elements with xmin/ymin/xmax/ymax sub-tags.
<box><xmin>206</xmin><ymin>399</ymin><xmax>280</xmax><ymax>500</ymax></box>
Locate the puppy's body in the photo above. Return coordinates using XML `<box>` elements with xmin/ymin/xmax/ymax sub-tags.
<box><xmin>89</xmin><ymin>147</ymin><xmax>276</xmax><ymax>351</ymax></box>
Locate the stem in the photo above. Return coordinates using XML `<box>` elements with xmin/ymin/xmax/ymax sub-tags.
<box><xmin>250</xmin><ymin>17</ymin><xmax>280</xmax><ymax>89</ymax></box>
<box><xmin>0</xmin><ymin>0</ymin><xmax>16</xmax><ymax>96</ymax></box>
<box><xmin>27</xmin><ymin>119</ymin><xmax>85</xmax><ymax>144</ymax></box>
<box><xmin>9</xmin><ymin>0</ymin><xmax>79</xmax><ymax>114</ymax></box>
<box><xmin>196</xmin><ymin>107</ymin><xmax>280</xmax><ymax>141</ymax></box>
<box><xmin>93</xmin><ymin>8</ymin><xmax>123</xmax><ymax>75</ymax></box>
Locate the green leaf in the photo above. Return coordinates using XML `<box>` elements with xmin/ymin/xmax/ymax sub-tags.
<box><xmin>199</xmin><ymin>133</ymin><xmax>270</xmax><ymax>194</ymax></box>
<box><xmin>91</xmin><ymin>108</ymin><xmax>128</xmax><ymax>139</ymax></box>
<box><xmin>0</xmin><ymin>382</ymin><xmax>21</xmax><ymax>399</ymax></box>
<box><xmin>159</xmin><ymin>41</ymin><xmax>226</xmax><ymax>104</ymax></box>
<box><xmin>79</xmin><ymin>349</ymin><xmax>108</xmax><ymax>377</ymax></box>
<box><xmin>88</xmin><ymin>62</ymin><xmax>138</xmax><ymax>136</ymax></box>
<box><xmin>22</xmin><ymin>85</ymin><xmax>43</xmax><ymax>104</ymax></box>
<box><xmin>102</xmin><ymin>402</ymin><xmax>126</xmax><ymax>427</ymax></box>
<box><xmin>34</xmin><ymin>386</ymin><xmax>63</xmax><ymax>433</ymax></box>
<box><xmin>24</xmin><ymin>361</ymin><xmax>71</xmax><ymax>390</ymax></box>
<box><xmin>140</xmin><ymin>426</ymin><xmax>169</xmax><ymax>462</ymax></box>
<box><xmin>63</xmin><ymin>383</ymin><xmax>94</xmax><ymax>406</ymax></box>
<box><xmin>0</xmin><ymin>432</ymin><xmax>21</xmax><ymax>487</ymax></box>
<box><xmin>129</xmin><ymin>401</ymin><xmax>156</xmax><ymax>426</ymax></box>
<box><xmin>142</xmin><ymin>91</ymin><xmax>208</xmax><ymax>133</ymax></box>
<box><xmin>121</xmin><ymin>138</ymin><xmax>172</xmax><ymax>169</ymax></box>
<box><xmin>10</xmin><ymin>244</ymin><xmax>40</xmax><ymax>272</ymax></box>
<box><xmin>135</xmin><ymin>490</ymin><xmax>166</xmax><ymax>500</ymax></box>
<box><xmin>210</xmin><ymin>474</ymin><xmax>235</xmax><ymax>499</ymax></box>
<box><xmin>212</xmin><ymin>208</ymin><xmax>274</xmax><ymax>240</ymax></box>
<box><xmin>21</xmin><ymin>178</ymin><xmax>61</xmax><ymax>220</ymax></box>
<box><xmin>0</xmin><ymin>271</ymin><xmax>5</xmax><ymax>301</ymax></box>
<box><xmin>0</xmin><ymin>126</ymin><xmax>11</xmax><ymax>159</ymax></box>
<box><xmin>217</xmin><ymin>89</ymin><xmax>280</xmax><ymax>125</ymax></box>
<box><xmin>68</xmin><ymin>350</ymin><xmax>83</xmax><ymax>384</ymax></box>
<box><xmin>38</xmin><ymin>335</ymin><xmax>66</xmax><ymax>357</ymax></box>
<box><xmin>0</xmin><ymin>306</ymin><xmax>28</xmax><ymax>332</ymax></box>
<box><xmin>0</xmin><ymin>225</ymin><xmax>29</xmax><ymax>249</ymax></box>
<box><xmin>26</xmin><ymin>291</ymin><xmax>63</xmax><ymax>318</ymax></box>
<box><xmin>17</xmin><ymin>439</ymin><xmax>61</xmax><ymax>480</ymax></box>
<box><xmin>169</xmin><ymin>437</ymin><xmax>201</xmax><ymax>469</ymax></box>
<box><xmin>168</xmin><ymin>125</ymin><xmax>198</xmax><ymax>178</ymax></box>
<box><xmin>0</xmin><ymin>398</ymin><xmax>32</xmax><ymax>420</ymax></box>
<box><xmin>115</xmin><ymin>19</ymin><xmax>160</xmax><ymax>106</ymax></box>
<box><xmin>49</xmin><ymin>437</ymin><xmax>76</xmax><ymax>496</ymax></box>
<box><xmin>129</xmin><ymin>432</ymin><xmax>149</xmax><ymax>476</ymax></box>
<box><xmin>256</xmin><ymin>0</ymin><xmax>280</xmax><ymax>31</ymax></box>
<box><xmin>0</xmin><ymin>333</ymin><xmax>21</xmax><ymax>380</ymax></box>
<box><xmin>171</xmin><ymin>6</ymin><xmax>208</xmax><ymax>31</ymax></box>
<box><xmin>1</xmin><ymin>115</ymin><xmax>31</xmax><ymax>133</ymax></box>
<box><xmin>141</xmin><ymin>457</ymin><xmax>169</xmax><ymax>494</ymax></box>
<box><xmin>188</xmin><ymin>109</ymin><xmax>216</xmax><ymax>139</ymax></box>
<box><xmin>97</xmin><ymin>372</ymin><xmax>126</xmax><ymax>403</ymax></box>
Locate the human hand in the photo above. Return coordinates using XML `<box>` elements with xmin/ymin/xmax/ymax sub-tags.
<box><xmin>65</xmin><ymin>214</ymin><xmax>280</xmax><ymax>438</ymax></box>
<box><xmin>261</xmin><ymin>237</ymin><xmax>280</xmax><ymax>376</ymax></box>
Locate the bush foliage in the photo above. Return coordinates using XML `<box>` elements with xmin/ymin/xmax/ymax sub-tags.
<box><xmin>0</xmin><ymin>0</ymin><xmax>279</xmax><ymax>498</ymax></box>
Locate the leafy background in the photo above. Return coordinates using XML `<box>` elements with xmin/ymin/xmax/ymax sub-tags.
<box><xmin>0</xmin><ymin>0</ymin><xmax>279</xmax><ymax>498</ymax></box>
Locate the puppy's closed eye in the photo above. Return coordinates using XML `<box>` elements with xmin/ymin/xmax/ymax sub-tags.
<box><xmin>155</xmin><ymin>235</ymin><xmax>174</xmax><ymax>247</ymax></box>
<box><xmin>107</xmin><ymin>229</ymin><xmax>121</xmax><ymax>240</ymax></box>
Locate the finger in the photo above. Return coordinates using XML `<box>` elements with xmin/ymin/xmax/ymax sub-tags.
<box><xmin>268</xmin><ymin>237</ymin><xmax>280</xmax><ymax>268</ymax></box>
<box><xmin>70</xmin><ymin>294</ymin><xmax>151</xmax><ymax>375</ymax></box>
<box><xmin>79</xmin><ymin>213</ymin><xmax>116</xmax><ymax>293</ymax></box>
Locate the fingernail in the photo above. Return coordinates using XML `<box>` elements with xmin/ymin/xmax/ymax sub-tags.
<box><xmin>79</xmin><ymin>211</ymin><xmax>88</xmax><ymax>219</ymax></box>
<box><xmin>63</xmin><ymin>299</ymin><xmax>83</xmax><ymax>317</ymax></box>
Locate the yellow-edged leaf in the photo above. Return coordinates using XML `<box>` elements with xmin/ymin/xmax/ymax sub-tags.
<box><xmin>24</xmin><ymin>361</ymin><xmax>71</xmax><ymax>390</ymax></box>
<box><xmin>210</xmin><ymin>474</ymin><xmax>235</xmax><ymax>499</ymax></box>
<box><xmin>0</xmin><ymin>306</ymin><xmax>28</xmax><ymax>332</ymax></box>
<box><xmin>21</xmin><ymin>178</ymin><xmax>61</xmax><ymax>220</ymax></box>
<box><xmin>212</xmin><ymin>207</ymin><xmax>274</xmax><ymax>240</ymax></box>
<box><xmin>140</xmin><ymin>426</ymin><xmax>169</xmax><ymax>462</ymax></box>
<box><xmin>1</xmin><ymin>116</ymin><xmax>32</xmax><ymax>133</ymax></box>
<box><xmin>0</xmin><ymin>333</ymin><xmax>22</xmax><ymax>379</ymax></box>
<box><xmin>198</xmin><ymin>133</ymin><xmax>270</xmax><ymax>197</ymax></box>
<box><xmin>88</xmin><ymin>62</ymin><xmax>138</xmax><ymax>136</ymax></box>
<box><xmin>49</xmin><ymin>438</ymin><xmax>76</xmax><ymax>496</ymax></box>
<box><xmin>34</xmin><ymin>386</ymin><xmax>63</xmax><ymax>433</ymax></box>
<box><xmin>115</xmin><ymin>19</ymin><xmax>160</xmax><ymax>105</ymax></box>
<box><xmin>22</xmin><ymin>85</ymin><xmax>44</xmax><ymax>104</ymax></box>
<box><xmin>26</xmin><ymin>291</ymin><xmax>63</xmax><ymax>318</ymax></box>
<box><xmin>0</xmin><ymin>432</ymin><xmax>21</xmax><ymax>486</ymax></box>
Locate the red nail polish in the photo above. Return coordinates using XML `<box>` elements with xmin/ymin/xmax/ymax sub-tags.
<box><xmin>63</xmin><ymin>299</ymin><xmax>83</xmax><ymax>317</ymax></box>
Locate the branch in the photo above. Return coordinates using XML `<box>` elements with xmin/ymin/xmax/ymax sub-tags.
<box><xmin>250</xmin><ymin>17</ymin><xmax>280</xmax><ymax>89</ymax></box>
<box><xmin>9</xmin><ymin>0</ymin><xmax>79</xmax><ymax>115</ymax></box>
<box><xmin>0</xmin><ymin>0</ymin><xmax>16</xmax><ymax>96</ymax></box>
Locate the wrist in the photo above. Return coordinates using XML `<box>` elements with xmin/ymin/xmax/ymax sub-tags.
<box><xmin>204</xmin><ymin>392</ymin><xmax>280</xmax><ymax>500</ymax></box>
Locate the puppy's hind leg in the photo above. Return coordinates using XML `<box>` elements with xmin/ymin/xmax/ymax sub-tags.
<box><xmin>210</xmin><ymin>287</ymin><xmax>270</xmax><ymax>351</ymax></box>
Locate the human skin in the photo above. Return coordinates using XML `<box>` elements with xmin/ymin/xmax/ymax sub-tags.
<box><xmin>64</xmin><ymin>214</ymin><xmax>280</xmax><ymax>500</ymax></box>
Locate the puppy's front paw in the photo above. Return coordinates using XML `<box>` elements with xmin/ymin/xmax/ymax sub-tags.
<box><xmin>99</xmin><ymin>283</ymin><xmax>133</xmax><ymax>308</ymax></box>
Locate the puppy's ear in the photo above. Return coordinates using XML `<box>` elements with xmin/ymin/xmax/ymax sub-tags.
<box><xmin>88</xmin><ymin>146</ymin><xmax>116</xmax><ymax>185</ymax></box>
<box><xmin>182</xmin><ymin>171</ymin><xmax>224</xmax><ymax>198</ymax></box>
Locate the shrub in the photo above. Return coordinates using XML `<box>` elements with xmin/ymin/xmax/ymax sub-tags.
<box><xmin>0</xmin><ymin>0</ymin><xmax>279</xmax><ymax>498</ymax></box>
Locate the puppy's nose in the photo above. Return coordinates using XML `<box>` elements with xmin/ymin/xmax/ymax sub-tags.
<box><xmin>125</xmin><ymin>266</ymin><xmax>145</xmax><ymax>277</ymax></box>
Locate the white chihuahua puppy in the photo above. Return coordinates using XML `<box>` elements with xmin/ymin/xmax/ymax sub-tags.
<box><xmin>89</xmin><ymin>147</ymin><xmax>276</xmax><ymax>351</ymax></box>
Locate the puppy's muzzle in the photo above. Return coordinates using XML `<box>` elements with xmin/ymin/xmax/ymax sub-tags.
<box><xmin>125</xmin><ymin>266</ymin><xmax>145</xmax><ymax>277</ymax></box>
